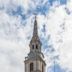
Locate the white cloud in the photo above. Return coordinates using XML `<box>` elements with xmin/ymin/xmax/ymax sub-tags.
<box><xmin>0</xmin><ymin>10</ymin><xmax>30</xmax><ymax>72</ymax></box>
<box><xmin>0</xmin><ymin>37</ymin><xmax>29</xmax><ymax>72</ymax></box>
<box><xmin>0</xmin><ymin>0</ymin><xmax>72</xmax><ymax>72</ymax></box>
<box><xmin>66</xmin><ymin>0</ymin><xmax>72</xmax><ymax>13</ymax></box>
<box><xmin>0</xmin><ymin>0</ymin><xmax>10</xmax><ymax>7</ymax></box>
<box><xmin>45</xmin><ymin>1</ymin><xmax>72</xmax><ymax>71</ymax></box>
<box><xmin>59</xmin><ymin>40</ymin><xmax>72</xmax><ymax>70</ymax></box>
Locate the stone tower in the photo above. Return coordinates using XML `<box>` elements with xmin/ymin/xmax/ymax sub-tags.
<box><xmin>24</xmin><ymin>16</ymin><xmax>46</xmax><ymax>72</ymax></box>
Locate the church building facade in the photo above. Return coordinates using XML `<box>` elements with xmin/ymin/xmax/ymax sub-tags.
<box><xmin>24</xmin><ymin>17</ymin><xmax>46</xmax><ymax>72</ymax></box>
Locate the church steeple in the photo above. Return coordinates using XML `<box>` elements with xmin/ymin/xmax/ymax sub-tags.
<box><xmin>24</xmin><ymin>16</ymin><xmax>46</xmax><ymax>72</ymax></box>
<box><xmin>29</xmin><ymin>16</ymin><xmax>41</xmax><ymax>52</ymax></box>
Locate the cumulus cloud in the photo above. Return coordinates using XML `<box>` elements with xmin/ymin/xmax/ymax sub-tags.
<box><xmin>0</xmin><ymin>0</ymin><xmax>72</xmax><ymax>72</ymax></box>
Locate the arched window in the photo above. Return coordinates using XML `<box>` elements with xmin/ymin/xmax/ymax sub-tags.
<box><xmin>32</xmin><ymin>45</ymin><xmax>34</xmax><ymax>49</ymax></box>
<box><xmin>30</xmin><ymin>63</ymin><xmax>33</xmax><ymax>72</ymax></box>
<box><xmin>36</xmin><ymin>44</ymin><xmax>38</xmax><ymax>49</ymax></box>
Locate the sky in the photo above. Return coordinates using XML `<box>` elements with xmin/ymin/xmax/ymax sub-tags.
<box><xmin>0</xmin><ymin>0</ymin><xmax>72</xmax><ymax>72</ymax></box>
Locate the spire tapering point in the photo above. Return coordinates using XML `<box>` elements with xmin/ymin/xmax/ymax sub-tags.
<box><xmin>33</xmin><ymin>16</ymin><xmax>38</xmax><ymax>37</ymax></box>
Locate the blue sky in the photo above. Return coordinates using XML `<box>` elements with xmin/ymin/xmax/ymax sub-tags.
<box><xmin>0</xmin><ymin>0</ymin><xmax>72</xmax><ymax>72</ymax></box>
